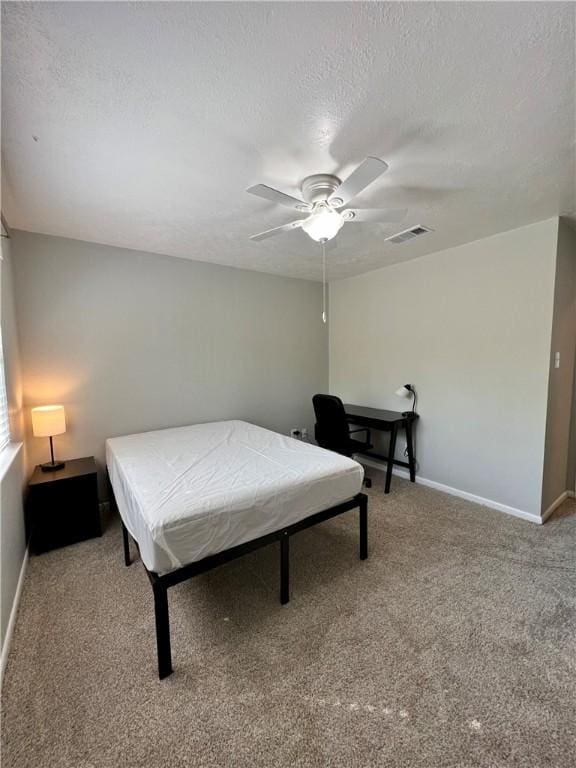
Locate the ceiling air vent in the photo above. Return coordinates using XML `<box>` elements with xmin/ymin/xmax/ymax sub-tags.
<box><xmin>386</xmin><ymin>225</ymin><xmax>432</xmax><ymax>244</ymax></box>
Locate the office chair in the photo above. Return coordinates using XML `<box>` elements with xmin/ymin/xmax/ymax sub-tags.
<box><xmin>312</xmin><ymin>394</ymin><xmax>373</xmax><ymax>488</ymax></box>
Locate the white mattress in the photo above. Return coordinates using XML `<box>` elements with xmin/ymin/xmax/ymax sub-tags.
<box><xmin>106</xmin><ymin>420</ymin><xmax>364</xmax><ymax>574</ymax></box>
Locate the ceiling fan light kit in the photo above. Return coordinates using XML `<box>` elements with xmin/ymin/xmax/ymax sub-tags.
<box><xmin>300</xmin><ymin>204</ymin><xmax>344</xmax><ymax>242</ymax></box>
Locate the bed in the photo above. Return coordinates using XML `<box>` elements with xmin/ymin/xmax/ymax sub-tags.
<box><xmin>106</xmin><ymin>420</ymin><xmax>368</xmax><ymax>678</ymax></box>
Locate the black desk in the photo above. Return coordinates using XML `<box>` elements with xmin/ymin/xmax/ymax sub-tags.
<box><xmin>344</xmin><ymin>405</ymin><xmax>418</xmax><ymax>494</ymax></box>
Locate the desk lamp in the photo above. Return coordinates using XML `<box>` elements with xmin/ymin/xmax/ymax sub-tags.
<box><xmin>395</xmin><ymin>384</ymin><xmax>416</xmax><ymax>416</ymax></box>
<box><xmin>31</xmin><ymin>405</ymin><xmax>66</xmax><ymax>471</ymax></box>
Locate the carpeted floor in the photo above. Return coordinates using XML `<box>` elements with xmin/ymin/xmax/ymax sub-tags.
<box><xmin>2</xmin><ymin>475</ymin><xmax>575</xmax><ymax>768</ymax></box>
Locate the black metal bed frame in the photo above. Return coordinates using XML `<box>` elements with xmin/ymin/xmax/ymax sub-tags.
<box><xmin>114</xmin><ymin>487</ymin><xmax>368</xmax><ymax>679</ymax></box>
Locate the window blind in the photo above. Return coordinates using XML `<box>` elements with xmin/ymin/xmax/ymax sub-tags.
<box><xmin>0</xmin><ymin>330</ymin><xmax>11</xmax><ymax>452</ymax></box>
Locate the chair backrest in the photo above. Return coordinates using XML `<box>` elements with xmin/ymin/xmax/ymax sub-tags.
<box><xmin>312</xmin><ymin>394</ymin><xmax>350</xmax><ymax>453</ymax></box>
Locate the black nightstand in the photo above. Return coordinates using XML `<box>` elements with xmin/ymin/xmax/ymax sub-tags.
<box><xmin>26</xmin><ymin>457</ymin><xmax>101</xmax><ymax>554</ymax></box>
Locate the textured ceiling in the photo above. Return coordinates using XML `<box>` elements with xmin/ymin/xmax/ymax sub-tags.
<box><xmin>2</xmin><ymin>2</ymin><xmax>575</xmax><ymax>281</ymax></box>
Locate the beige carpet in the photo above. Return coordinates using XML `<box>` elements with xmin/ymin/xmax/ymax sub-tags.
<box><xmin>2</xmin><ymin>475</ymin><xmax>575</xmax><ymax>768</ymax></box>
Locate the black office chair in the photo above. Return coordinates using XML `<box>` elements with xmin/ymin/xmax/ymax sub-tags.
<box><xmin>312</xmin><ymin>394</ymin><xmax>373</xmax><ymax>488</ymax></box>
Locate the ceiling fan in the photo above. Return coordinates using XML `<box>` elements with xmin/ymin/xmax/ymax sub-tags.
<box><xmin>246</xmin><ymin>157</ymin><xmax>406</xmax><ymax>243</ymax></box>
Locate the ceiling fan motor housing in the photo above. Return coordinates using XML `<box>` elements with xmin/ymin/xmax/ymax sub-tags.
<box><xmin>300</xmin><ymin>174</ymin><xmax>342</xmax><ymax>204</ymax></box>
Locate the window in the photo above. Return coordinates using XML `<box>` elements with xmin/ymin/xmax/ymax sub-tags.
<box><xmin>0</xmin><ymin>329</ymin><xmax>10</xmax><ymax>451</ymax></box>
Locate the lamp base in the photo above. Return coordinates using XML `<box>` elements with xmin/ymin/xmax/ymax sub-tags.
<box><xmin>40</xmin><ymin>460</ymin><xmax>65</xmax><ymax>473</ymax></box>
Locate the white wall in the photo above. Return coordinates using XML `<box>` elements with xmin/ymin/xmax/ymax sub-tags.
<box><xmin>542</xmin><ymin>219</ymin><xmax>576</xmax><ymax>509</ymax></box>
<box><xmin>0</xmin><ymin>235</ymin><xmax>26</xmax><ymax>655</ymax></box>
<box><xmin>11</xmin><ymin>231</ymin><xmax>328</xmax><ymax>493</ymax></box>
<box><xmin>330</xmin><ymin>219</ymin><xmax>559</xmax><ymax>518</ymax></box>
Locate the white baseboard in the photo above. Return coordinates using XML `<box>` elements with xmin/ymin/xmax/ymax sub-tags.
<box><xmin>541</xmin><ymin>491</ymin><xmax>572</xmax><ymax>523</ymax></box>
<box><xmin>0</xmin><ymin>547</ymin><xmax>29</xmax><ymax>687</ymax></box>
<box><xmin>360</xmin><ymin>458</ymin><xmax>544</xmax><ymax>525</ymax></box>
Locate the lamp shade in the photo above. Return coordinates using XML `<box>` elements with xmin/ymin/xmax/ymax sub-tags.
<box><xmin>31</xmin><ymin>405</ymin><xmax>66</xmax><ymax>437</ymax></box>
<box><xmin>395</xmin><ymin>385</ymin><xmax>412</xmax><ymax>399</ymax></box>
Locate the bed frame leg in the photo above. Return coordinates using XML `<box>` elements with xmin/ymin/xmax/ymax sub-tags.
<box><xmin>280</xmin><ymin>533</ymin><xmax>290</xmax><ymax>605</ymax></box>
<box><xmin>359</xmin><ymin>495</ymin><xmax>368</xmax><ymax>561</ymax></box>
<box><xmin>121</xmin><ymin>521</ymin><xmax>131</xmax><ymax>567</ymax></box>
<box><xmin>153</xmin><ymin>581</ymin><xmax>173</xmax><ymax>679</ymax></box>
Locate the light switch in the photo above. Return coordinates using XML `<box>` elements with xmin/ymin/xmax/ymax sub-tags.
<box><xmin>554</xmin><ymin>352</ymin><xmax>560</xmax><ymax>369</ymax></box>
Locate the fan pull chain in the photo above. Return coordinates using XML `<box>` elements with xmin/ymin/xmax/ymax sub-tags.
<box><xmin>322</xmin><ymin>240</ymin><xmax>327</xmax><ymax>324</ymax></box>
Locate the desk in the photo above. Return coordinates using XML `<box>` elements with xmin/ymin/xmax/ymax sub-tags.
<box><xmin>344</xmin><ymin>405</ymin><xmax>418</xmax><ymax>494</ymax></box>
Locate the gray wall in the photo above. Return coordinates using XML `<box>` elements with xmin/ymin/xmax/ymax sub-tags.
<box><xmin>0</xmin><ymin>235</ymin><xmax>26</xmax><ymax>653</ymax></box>
<box><xmin>568</xmin><ymin>366</ymin><xmax>576</xmax><ymax>494</ymax></box>
<box><xmin>8</xmin><ymin>219</ymin><xmax>569</xmax><ymax>525</ymax></box>
<box><xmin>542</xmin><ymin>219</ymin><xmax>576</xmax><ymax>509</ymax></box>
<box><xmin>11</xmin><ymin>231</ymin><xmax>328</xmax><ymax>493</ymax></box>
<box><xmin>329</xmin><ymin>219</ymin><xmax>559</xmax><ymax>517</ymax></box>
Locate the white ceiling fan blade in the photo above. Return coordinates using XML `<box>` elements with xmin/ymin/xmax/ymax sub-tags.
<box><xmin>246</xmin><ymin>184</ymin><xmax>310</xmax><ymax>211</ymax></box>
<box><xmin>344</xmin><ymin>208</ymin><xmax>407</xmax><ymax>223</ymax></box>
<box><xmin>328</xmin><ymin>157</ymin><xmax>389</xmax><ymax>207</ymax></box>
<box><xmin>250</xmin><ymin>220</ymin><xmax>304</xmax><ymax>241</ymax></box>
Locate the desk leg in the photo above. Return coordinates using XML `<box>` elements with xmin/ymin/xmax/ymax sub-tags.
<box><xmin>406</xmin><ymin>419</ymin><xmax>416</xmax><ymax>483</ymax></box>
<box><xmin>385</xmin><ymin>425</ymin><xmax>398</xmax><ymax>494</ymax></box>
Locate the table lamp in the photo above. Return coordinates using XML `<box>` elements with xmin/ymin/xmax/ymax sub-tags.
<box><xmin>31</xmin><ymin>405</ymin><xmax>66</xmax><ymax>472</ymax></box>
<box><xmin>395</xmin><ymin>384</ymin><xmax>417</xmax><ymax>416</ymax></box>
